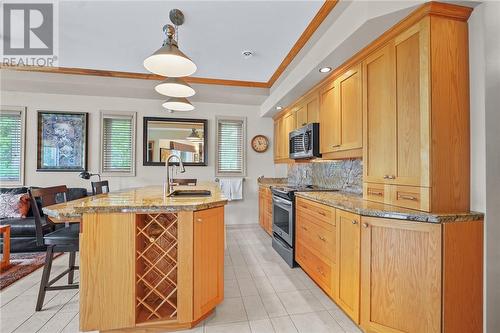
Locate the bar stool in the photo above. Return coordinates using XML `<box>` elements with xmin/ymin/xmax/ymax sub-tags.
<box><xmin>91</xmin><ymin>180</ymin><xmax>110</xmax><ymax>195</ymax></box>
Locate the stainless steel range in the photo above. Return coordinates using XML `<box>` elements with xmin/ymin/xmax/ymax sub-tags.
<box><xmin>271</xmin><ymin>185</ymin><xmax>337</xmax><ymax>267</ymax></box>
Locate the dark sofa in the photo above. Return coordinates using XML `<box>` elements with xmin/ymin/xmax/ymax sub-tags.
<box><xmin>0</xmin><ymin>187</ymin><xmax>87</xmax><ymax>253</ymax></box>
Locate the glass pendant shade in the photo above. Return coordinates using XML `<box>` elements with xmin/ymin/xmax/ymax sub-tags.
<box><xmin>144</xmin><ymin>44</ymin><xmax>197</xmax><ymax>77</ymax></box>
<box><xmin>155</xmin><ymin>77</ymin><xmax>195</xmax><ymax>97</ymax></box>
<box><xmin>162</xmin><ymin>97</ymin><xmax>195</xmax><ymax>111</ymax></box>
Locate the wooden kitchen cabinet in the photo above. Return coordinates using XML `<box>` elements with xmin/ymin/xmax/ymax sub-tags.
<box><xmin>335</xmin><ymin>209</ymin><xmax>361</xmax><ymax>323</ymax></box>
<box><xmin>363</xmin><ymin>15</ymin><xmax>470</xmax><ymax>212</ymax></box>
<box><xmin>258</xmin><ymin>187</ymin><xmax>272</xmax><ymax>235</ymax></box>
<box><xmin>360</xmin><ymin>217</ymin><xmax>483</xmax><ymax>333</ymax></box>
<box><xmin>295</xmin><ymin>104</ymin><xmax>307</xmax><ymax>128</ymax></box>
<box><xmin>360</xmin><ymin>217</ymin><xmax>441</xmax><ymax>333</ymax></box>
<box><xmin>193</xmin><ymin>207</ymin><xmax>225</xmax><ymax>321</ymax></box>
<box><xmin>320</xmin><ymin>63</ymin><xmax>363</xmax><ymax>160</ymax></box>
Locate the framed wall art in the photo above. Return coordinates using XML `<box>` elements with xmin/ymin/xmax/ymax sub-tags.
<box><xmin>37</xmin><ymin>111</ymin><xmax>88</xmax><ymax>171</ymax></box>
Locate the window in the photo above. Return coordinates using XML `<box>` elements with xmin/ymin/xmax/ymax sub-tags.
<box><xmin>0</xmin><ymin>106</ymin><xmax>26</xmax><ymax>186</ymax></box>
<box><xmin>100</xmin><ymin>111</ymin><xmax>136</xmax><ymax>176</ymax></box>
<box><xmin>216</xmin><ymin>116</ymin><xmax>246</xmax><ymax>176</ymax></box>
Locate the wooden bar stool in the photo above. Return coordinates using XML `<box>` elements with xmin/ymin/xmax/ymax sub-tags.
<box><xmin>29</xmin><ymin>186</ymin><xmax>79</xmax><ymax>311</ymax></box>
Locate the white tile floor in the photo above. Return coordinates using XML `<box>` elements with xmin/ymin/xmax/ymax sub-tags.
<box><xmin>0</xmin><ymin>224</ymin><xmax>362</xmax><ymax>333</ymax></box>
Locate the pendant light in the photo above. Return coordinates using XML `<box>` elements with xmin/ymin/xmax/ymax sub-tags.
<box><xmin>162</xmin><ymin>97</ymin><xmax>195</xmax><ymax>111</ymax></box>
<box><xmin>144</xmin><ymin>9</ymin><xmax>197</xmax><ymax>77</ymax></box>
<box><xmin>155</xmin><ymin>77</ymin><xmax>195</xmax><ymax>97</ymax></box>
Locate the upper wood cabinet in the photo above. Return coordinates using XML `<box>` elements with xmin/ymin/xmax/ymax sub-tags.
<box><xmin>363</xmin><ymin>16</ymin><xmax>470</xmax><ymax>212</ymax></box>
<box><xmin>295</xmin><ymin>104</ymin><xmax>307</xmax><ymax>128</ymax></box>
<box><xmin>320</xmin><ymin>63</ymin><xmax>362</xmax><ymax>159</ymax></box>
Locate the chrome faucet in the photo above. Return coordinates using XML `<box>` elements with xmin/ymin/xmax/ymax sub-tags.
<box><xmin>164</xmin><ymin>154</ymin><xmax>186</xmax><ymax>196</ymax></box>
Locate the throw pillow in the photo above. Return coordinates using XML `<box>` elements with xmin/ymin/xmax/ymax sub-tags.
<box><xmin>18</xmin><ymin>193</ymin><xmax>31</xmax><ymax>217</ymax></box>
<box><xmin>0</xmin><ymin>193</ymin><xmax>29</xmax><ymax>218</ymax></box>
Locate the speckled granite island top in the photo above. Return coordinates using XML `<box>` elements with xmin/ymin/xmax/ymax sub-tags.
<box><xmin>257</xmin><ymin>177</ymin><xmax>289</xmax><ymax>188</ymax></box>
<box><xmin>43</xmin><ymin>182</ymin><xmax>228</xmax><ymax>220</ymax></box>
<box><xmin>295</xmin><ymin>191</ymin><xmax>483</xmax><ymax>223</ymax></box>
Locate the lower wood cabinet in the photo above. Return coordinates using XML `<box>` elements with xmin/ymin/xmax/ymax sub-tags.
<box><xmin>335</xmin><ymin>209</ymin><xmax>361</xmax><ymax>323</ymax></box>
<box><xmin>193</xmin><ymin>207</ymin><xmax>225</xmax><ymax>321</ymax></box>
<box><xmin>294</xmin><ymin>198</ymin><xmax>483</xmax><ymax>333</ymax></box>
<box><xmin>258</xmin><ymin>187</ymin><xmax>272</xmax><ymax>235</ymax></box>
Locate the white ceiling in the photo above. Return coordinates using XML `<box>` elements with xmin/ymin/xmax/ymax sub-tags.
<box><xmin>57</xmin><ymin>0</ymin><xmax>324</xmax><ymax>82</ymax></box>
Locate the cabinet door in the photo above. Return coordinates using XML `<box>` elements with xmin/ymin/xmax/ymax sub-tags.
<box><xmin>394</xmin><ymin>19</ymin><xmax>430</xmax><ymax>187</ymax></box>
<box><xmin>335</xmin><ymin>209</ymin><xmax>361</xmax><ymax>323</ymax></box>
<box><xmin>296</xmin><ymin>104</ymin><xmax>308</xmax><ymax>127</ymax></box>
<box><xmin>193</xmin><ymin>207</ymin><xmax>225</xmax><ymax>320</ymax></box>
<box><xmin>306</xmin><ymin>92</ymin><xmax>319</xmax><ymax>123</ymax></box>
<box><xmin>335</xmin><ymin>64</ymin><xmax>363</xmax><ymax>151</ymax></box>
<box><xmin>360</xmin><ymin>217</ymin><xmax>441</xmax><ymax>333</ymax></box>
<box><xmin>319</xmin><ymin>80</ymin><xmax>341</xmax><ymax>154</ymax></box>
<box><xmin>258</xmin><ymin>189</ymin><xmax>265</xmax><ymax>229</ymax></box>
<box><xmin>363</xmin><ymin>42</ymin><xmax>397</xmax><ymax>183</ymax></box>
<box><xmin>273</xmin><ymin>120</ymin><xmax>281</xmax><ymax>160</ymax></box>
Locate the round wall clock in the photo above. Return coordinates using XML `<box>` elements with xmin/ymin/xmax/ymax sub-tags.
<box><xmin>251</xmin><ymin>135</ymin><xmax>269</xmax><ymax>153</ymax></box>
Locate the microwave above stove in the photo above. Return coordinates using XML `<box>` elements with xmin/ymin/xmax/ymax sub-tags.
<box><xmin>289</xmin><ymin>123</ymin><xmax>321</xmax><ymax>160</ymax></box>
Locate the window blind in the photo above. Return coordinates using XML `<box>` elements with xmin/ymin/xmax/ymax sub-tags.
<box><xmin>216</xmin><ymin>118</ymin><xmax>245</xmax><ymax>175</ymax></box>
<box><xmin>0</xmin><ymin>111</ymin><xmax>23</xmax><ymax>182</ymax></box>
<box><xmin>102</xmin><ymin>115</ymin><xmax>134</xmax><ymax>174</ymax></box>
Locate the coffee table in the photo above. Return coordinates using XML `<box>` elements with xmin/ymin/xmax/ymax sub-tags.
<box><xmin>0</xmin><ymin>225</ymin><xmax>11</xmax><ymax>270</ymax></box>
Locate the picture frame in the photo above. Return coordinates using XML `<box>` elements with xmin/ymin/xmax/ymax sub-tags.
<box><xmin>37</xmin><ymin>111</ymin><xmax>88</xmax><ymax>172</ymax></box>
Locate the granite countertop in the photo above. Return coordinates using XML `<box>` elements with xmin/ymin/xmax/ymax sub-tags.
<box><xmin>295</xmin><ymin>191</ymin><xmax>484</xmax><ymax>223</ymax></box>
<box><xmin>43</xmin><ymin>182</ymin><xmax>228</xmax><ymax>220</ymax></box>
<box><xmin>257</xmin><ymin>177</ymin><xmax>289</xmax><ymax>188</ymax></box>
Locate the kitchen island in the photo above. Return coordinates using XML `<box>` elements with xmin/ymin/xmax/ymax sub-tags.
<box><xmin>44</xmin><ymin>183</ymin><xmax>227</xmax><ymax>332</ymax></box>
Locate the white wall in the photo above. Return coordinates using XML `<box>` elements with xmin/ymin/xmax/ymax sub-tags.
<box><xmin>0</xmin><ymin>90</ymin><xmax>280</xmax><ymax>225</ymax></box>
<box><xmin>469</xmin><ymin>2</ymin><xmax>500</xmax><ymax>332</ymax></box>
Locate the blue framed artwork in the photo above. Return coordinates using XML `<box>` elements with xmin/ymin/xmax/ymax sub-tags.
<box><xmin>37</xmin><ymin>111</ymin><xmax>88</xmax><ymax>171</ymax></box>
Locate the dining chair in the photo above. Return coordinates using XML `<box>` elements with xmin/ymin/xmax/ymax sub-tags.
<box><xmin>91</xmin><ymin>180</ymin><xmax>110</xmax><ymax>195</ymax></box>
<box><xmin>29</xmin><ymin>186</ymin><xmax>79</xmax><ymax>311</ymax></box>
<box><xmin>172</xmin><ymin>178</ymin><xmax>197</xmax><ymax>186</ymax></box>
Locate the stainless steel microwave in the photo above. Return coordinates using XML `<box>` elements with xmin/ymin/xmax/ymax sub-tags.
<box><xmin>289</xmin><ymin>123</ymin><xmax>321</xmax><ymax>159</ymax></box>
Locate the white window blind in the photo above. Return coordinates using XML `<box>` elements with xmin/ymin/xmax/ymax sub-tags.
<box><xmin>0</xmin><ymin>108</ymin><xmax>25</xmax><ymax>185</ymax></box>
<box><xmin>101</xmin><ymin>112</ymin><xmax>136</xmax><ymax>175</ymax></box>
<box><xmin>216</xmin><ymin>117</ymin><xmax>246</xmax><ymax>176</ymax></box>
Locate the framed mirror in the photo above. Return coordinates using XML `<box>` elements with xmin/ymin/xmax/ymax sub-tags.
<box><xmin>143</xmin><ymin>117</ymin><xmax>207</xmax><ymax>166</ymax></box>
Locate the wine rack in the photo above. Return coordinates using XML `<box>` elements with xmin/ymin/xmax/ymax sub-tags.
<box><xmin>136</xmin><ymin>213</ymin><xmax>178</xmax><ymax>323</ymax></box>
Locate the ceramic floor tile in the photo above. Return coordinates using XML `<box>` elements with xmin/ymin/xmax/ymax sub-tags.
<box><xmin>277</xmin><ymin>290</ymin><xmax>325</xmax><ymax>315</ymax></box>
<box><xmin>237</xmin><ymin>277</ymin><xmax>259</xmax><ymax>297</ymax></box>
<box><xmin>260</xmin><ymin>293</ymin><xmax>288</xmax><ymax>318</ymax></box>
<box><xmin>269</xmin><ymin>316</ymin><xmax>299</xmax><ymax>333</ymax></box>
<box><xmin>224</xmin><ymin>279</ymin><xmax>242</xmax><ymax>298</ymax></box>
<box><xmin>234</xmin><ymin>265</ymin><xmax>252</xmax><ymax>280</ymax></box>
<box><xmin>249</xmin><ymin>318</ymin><xmax>276</xmax><ymax>333</ymax></box>
<box><xmin>328</xmin><ymin>307</ymin><xmax>363</xmax><ymax>333</ymax></box>
<box><xmin>205</xmin><ymin>321</ymin><xmax>251</xmax><ymax>333</ymax></box>
<box><xmin>224</xmin><ymin>266</ymin><xmax>236</xmax><ymax>280</ymax></box>
<box><xmin>205</xmin><ymin>297</ymin><xmax>248</xmax><ymax>326</ymax></box>
<box><xmin>267</xmin><ymin>274</ymin><xmax>307</xmax><ymax>293</ymax></box>
<box><xmin>252</xmin><ymin>276</ymin><xmax>276</xmax><ymax>295</ymax></box>
<box><xmin>38</xmin><ymin>311</ymin><xmax>78</xmax><ymax>333</ymax></box>
<box><xmin>12</xmin><ymin>311</ymin><xmax>57</xmax><ymax>332</ymax></box>
<box><xmin>290</xmin><ymin>311</ymin><xmax>344</xmax><ymax>333</ymax></box>
<box><xmin>243</xmin><ymin>295</ymin><xmax>268</xmax><ymax>320</ymax></box>
<box><xmin>309</xmin><ymin>286</ymin><xmax>337</xmax><ymax>310</ymax></box>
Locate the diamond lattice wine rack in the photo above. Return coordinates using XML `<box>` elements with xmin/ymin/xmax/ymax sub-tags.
<box><xmin>136</xmin><ymin>213</ymin><xmax>179</xmax><ymax>323</ymax></box>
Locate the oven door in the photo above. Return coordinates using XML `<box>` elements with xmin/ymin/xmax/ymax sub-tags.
<box><xmin>272</xmin><ymin>195</ymin><xmax>294</xmax><ymax>246</ymax></box>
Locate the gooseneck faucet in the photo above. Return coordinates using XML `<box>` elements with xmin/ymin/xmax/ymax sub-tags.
<box><xmin>164</xmin><ymin>154</ymin><xmax>186</xmax><ymax>196</ymax></box>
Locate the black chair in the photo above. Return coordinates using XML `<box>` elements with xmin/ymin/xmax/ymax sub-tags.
<box><xmin>29</xmin><ymin>186</ymin><xmax>79</xmax><ymax>311</ymax></box>
<box><xmin>172</xmin><ymin>178</ymin><xmax>197</xmax><ymax>186</ymax></box>
<box><xmin>91</xmin><ymin>180</ymin><xmax>109</xmax><ymax>195</ymax></box>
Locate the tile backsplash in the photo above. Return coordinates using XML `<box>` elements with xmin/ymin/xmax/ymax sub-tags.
<box><xmin>287</xmin><ymin>159</ymin><xmax>363</xmax><ymax>194</ymax></box>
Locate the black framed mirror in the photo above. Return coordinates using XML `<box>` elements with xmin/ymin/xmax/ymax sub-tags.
<box><xmin>143</xmin><ymin>117</ymin><xmax>207</xmax><ymax>166</ymax></box>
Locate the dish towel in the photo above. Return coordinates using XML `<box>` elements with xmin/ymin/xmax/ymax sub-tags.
<box><xmin>218</xmin><ymin>178</ymin><xmax>243</xmax><ymax>201</ymax></box>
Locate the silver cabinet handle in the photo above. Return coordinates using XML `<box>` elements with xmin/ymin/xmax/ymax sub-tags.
<box><xmin>368</xmin><ymin>191</ymin><xmax>383</xmax><ymax>196</ymax></box>
<box><xmin>362</xmin><ymin>223</ymin><xmax>369</xmax><ymax>228</ymax></box>
<box><xmin>196</xmin><ymin>218</ymin><xmax>202</xmax><ymax>222</ymax></box>
<box><xmin>352</xmin><ymin>220</ymin><xmax>358</xmax><ymax>225</ymax></box>
<box><xmin>332</xmin><ymin>144</ymin><xmax>341</xmax><ymax>148</ymax></box>
<box><xmin>398</xmin><ymin>194</ymin><xmax>417</xmax><ymax>201</ymax></box>
<box><xmin>318</xmin><ymin>235</ymin><xmax>327</xmax><ymax>242</ymax></box>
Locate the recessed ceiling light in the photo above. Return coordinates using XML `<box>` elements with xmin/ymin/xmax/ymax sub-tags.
<box><xmin>242</xmin><ymin>50</ymin><xmax>253</xmax><ymax>59</ymax></box>
<box><xmin>276</xmin><ymin>106</ymin><xmax>283</xmax><ymax>111</ymax></box>
<box><xmin>319</xmin><ymin>67</ymin><xmax>332</xmax><ymax>73</ymax></box>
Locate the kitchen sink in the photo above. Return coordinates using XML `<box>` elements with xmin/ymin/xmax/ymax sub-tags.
<box><xmin>166</xmin><ymin>190</ymin><xmax>211</xmax><ymax>197</ymax></box>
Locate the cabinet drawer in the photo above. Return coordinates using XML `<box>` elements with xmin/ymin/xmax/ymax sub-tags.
<box><xmin>296</xmin><ymin>213</ymin><xmax>335</xmax><ymax>262</ymax></box>
<box><xmin>296</xmin><ymin>198</ymin><xmax>335</xmax><ymax>225</ymax></box>
<box><xmin>363</xmin><ymin>182</ymin><xmax>387</xmax><ymax>204</ymax></box>
<box><xmin>392</xmin><ymin>185</ymin><xmax>430</xmax><ymax>212</ymax></box>
<box><xmin>296</xmin><ymin>240</ymin><xmax>333</xmax><ymax>295</ymax></box>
